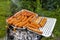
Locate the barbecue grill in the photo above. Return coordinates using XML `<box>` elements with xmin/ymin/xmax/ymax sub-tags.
<box><xmin>6</xmin><ymin>10</ymin><xmax>57</xmax><ymax>40</ymax></box>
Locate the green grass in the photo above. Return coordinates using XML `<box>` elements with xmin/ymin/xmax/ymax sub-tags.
<box><xmin>0</xmin><ymin>0</ymin><xmax>12</xmax><ymax>38</ymax></box>
<box><xmin>0</xmin><ymin>0</ymin><xmax>60</xmax><ymax>40</ymax></box>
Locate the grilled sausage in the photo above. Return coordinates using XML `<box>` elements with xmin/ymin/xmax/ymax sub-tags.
<box><xmin>27</xmin><ymin>26</ymin><xmax>43</xmax><ymax>34</ymax></box>
<box><xmin>31</xmin><ymin>22</ymin><xmax>40</xmax><ymax>29</ymax></box>
<box><xmin>22</xmin><ymin>16</ymin><xmax>27</xmax><ymax>22</ymax></box>
<box><xmin>39</xmin><ymin>18</ymin><xmax>47</xmax><ymax>27</ymax></box>
<box><xmin>18</xmin><ymin>15</ymin><xmax>35</xmax><ymax>27</ymax></box>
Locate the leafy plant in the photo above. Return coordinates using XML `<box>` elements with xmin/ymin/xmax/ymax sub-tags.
<box><xmin>40</xmin><ymin>0</ymin><xmax>57</xmax><ymax>10</ymax></box>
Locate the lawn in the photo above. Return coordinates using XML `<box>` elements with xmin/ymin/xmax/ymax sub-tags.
<box><xmin>0</xmin><ymin>0</ymin><xmax>60</xmax><ymax>40</ymax></box>
<box><xmin>0</xmin><ymin>0</ymin><xmax>12</xmax><ymax>38</ymax></box>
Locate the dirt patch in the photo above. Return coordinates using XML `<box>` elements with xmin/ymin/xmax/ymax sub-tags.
<box><xmin>56</xmin><ymin>37</ymin><xmax>60</xmax><ymax>40</ymax></box>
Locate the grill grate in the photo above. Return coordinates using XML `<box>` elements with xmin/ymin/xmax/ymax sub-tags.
<box><xmin>39</xmin><ymin>18</ymin><xmax>56</xmax><ymax>37</ymax></box>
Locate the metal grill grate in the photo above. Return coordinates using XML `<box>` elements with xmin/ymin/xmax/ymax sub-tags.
<box><xmin>39</xmin><ymin>18</ymin><xmax>56</xmax><ymax>37</ymax></box>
